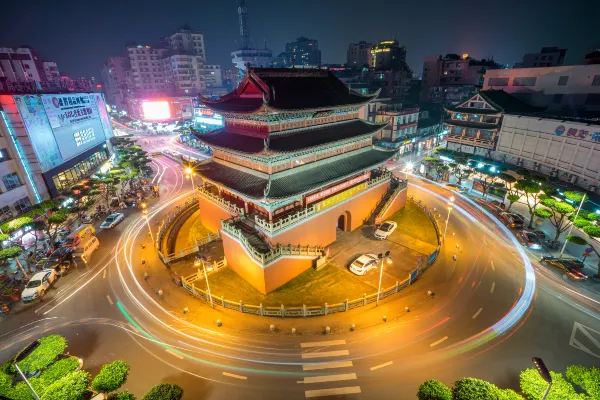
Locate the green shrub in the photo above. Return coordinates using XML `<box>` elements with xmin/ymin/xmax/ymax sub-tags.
<box><xmin>0</xmin><ymin>371</ymin><xmax>12</xmax><ymax>397</ymax></box>
<box><xmin>566</xmin><ymin>365</ymin><xmax>600</xmax><ymax>398</ymax></box>
<box><xmin>417</xmin><ymin>380</ymin><xmax>452</xmax><ymax>400</ymax></box>
<box><xmin>142</xmin><ymin>383</ymin><xmax>183</xmax><ymax>400</ymax></box>
<box><xmin>520</xmin><ymin>368</ymin><xmax>584</xmax><ymax>400</ymax></box>
<box><xmin>39</xmin><ymin>358</ymin><xmax>80</xmax><ymax>386</ymax></box>
<box><xmin>452</xmin><ymin>377</ymin><xmax>502</xmax><ymax>400</ymax></box>
<box><xmin>91</xmin><ymin>360</ymin><xmax>130</xmax><ymax>394</ymax></box>
<box><xmin>17</xmin><ymin>336</ymin><xmax>67</xmax><ymax>374</ymax></box>
<box><xmin>1</xmin><ymin>361</ymin><xmax>16</xmax><ymax>376</ymax></box>
<box><xmin>501</xmin><ymin>388</ymin><xmax>524</xmax><ymax>400</ymax></box>
<box><xmin>108</xmin><ymin>390</ymin><xmax>136</xmax><ymax>400</ymax></box>
<box><xmin>40</xmin><ymin>371</ymin><xmax>90</xmax><ymax>400</ymax></box>
<box><xmin>8</xmin><ymin>381</ymin><xmax>36</xmax><ymax>400</ymax></box>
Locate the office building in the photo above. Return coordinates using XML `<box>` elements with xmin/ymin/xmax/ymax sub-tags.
<box><xmin>125</xmin><ymin>45</ymin><xmax>168</xmax><ymax>96</ymax></box>
<box><xmin>285</xmin><ymin>37</ymin><xmax>321</xmax><ymax>67</ymax></box>
<box><xmin>347</xmin><ymin>41</ymin><xmax>372</xmax><ymax>67</ymax></box>
<box><xmin>370</xmin><ymin>40</ymin><xmax>407</xmax><ymax>70</ymax></box>
<box><xmin>101</xmin><ymin>57</ymin><xmax>128</xmax><ymax>112</ymax></box>
<box><xmin>514</xmin><ymin>47</ymin><xmax>567</xmax><ymax>68</ymax></box>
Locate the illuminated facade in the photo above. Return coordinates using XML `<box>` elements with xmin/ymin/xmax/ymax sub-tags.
<box><xmin>370</xmin><ymin>40</ymin><xmax>407</xmax><ymax>70</ymax></box>
<box><xmin>192</xmin><ymin>68</ymin><xmax>407</xmax><ymax>293</ymax></box>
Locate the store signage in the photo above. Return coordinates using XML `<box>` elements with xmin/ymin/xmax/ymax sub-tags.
<box><xmin>74</xmin><ymin>127</ymin><xmax>96</xmax><ymax>147</ymax></box>
<box><xmin>555</xmin><ymin>125</ymin><xmax>600</xmax><ymax>142</ymax></box>
<box><xmin>306</xmin><ymin>172</ymin><xmax>371</xmax><ymax>205</ymax></box>
<box><xmin>314</xmin><ymin>182</ymin><xmax>368</xmax><ymax>213</ymax></box>
<box><xmin>42</xmin><ymin>94</ymin><xmax>98</xmax><ymax>129</ymax></box>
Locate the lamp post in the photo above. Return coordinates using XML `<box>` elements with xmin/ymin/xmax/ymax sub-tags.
<box><xmin>404</xmin><ymin>162</ymin><xmax>414</xmax><ymax>180</ymax></box>
<box><xmin>376</xmin><ymin>251</ymin><xmax>392</xmax><ymax>307</ymax></box>
<box><xmin>195</xmin><ymin>256</ymin><xmax>213</xmax><ymax>308</ymax></box>
<box><xmin>443</xmin><ymin>196</ymin><xmax>455</xmax><ymax>239</ymax></box>
<box><xmin>185</xmin><ymin>167</ymin><xmax>196</xmax><ymax>191</ymax></box>
<box><xmin>141</xmin><ymin>205</ymin><xmax>154</xmax><ymax>243</ymax></box>
<box><xmin>14</xmin><ymin>341</ymin><xmax>42</xmax><ymax>400</ymax></box>
<box><xmin>532</xmin><ymin>357</ymin><xmax>553</xmax><ymax>400</ymax></box>
<box><xmin>559</xmin><ymin>193</ymin><xmax>586</xmax><ymax>258</ymax></box>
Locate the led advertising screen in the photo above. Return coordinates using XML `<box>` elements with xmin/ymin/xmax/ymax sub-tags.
<box><xmin>53</xmin><ymin>118</ymin><xmax>107</xmax><ymax>161</ymax></box>
<box><xmin>42</xmin><ymin>93</ymin><xmax>100</xmax><ymax>129</ymax></box>
<box><xmin>142</xmin><ymin>101</ymin><xmax>171</xmax><ymax>120</ymax></box>
<box><xmin>193</xmin><ymin>106</ymin><xmax>224</xmax><ymax>127</ymax></box>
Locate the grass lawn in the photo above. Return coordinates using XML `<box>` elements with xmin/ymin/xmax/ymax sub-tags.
<box><xmin>388</xmin><ymin>201</ymin><xmax>438</xmax><ymax>246</ymax></box>
<box><xmin>194</xmin><ymin>265</ymin><xmax>376</xmax><ymax>307</ymax></box>
<box><xmin>175</xmin><ymin>210</ymin><xmax>211</xmax><ymax>251</ymax></box>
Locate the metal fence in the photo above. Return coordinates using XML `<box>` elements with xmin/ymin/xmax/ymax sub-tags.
<box><xmin>159</xmin><ymin>232</ymin><xmax>221</xmax><ymax>264</ymax></box>
<box><xmin>155</xmin><ymin>196</ymin><xmax>199</xmax><ymax>263</ymax></box>
<box><xmin>407</xmin><ymin>195</ymin><xmax>442</xmax><ymax>245</ymax></box>
<box><xmin>374</xmin><ymin>180</ymin><xmax>408</xmax><ymax>225</ymax></box>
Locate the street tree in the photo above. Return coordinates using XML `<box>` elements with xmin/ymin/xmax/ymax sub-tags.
<box><xmin>474</xmin><ymin>168</ymin><xmax>499</xmax><ymax>199</ymax></box>
<box><xmin>452</xmin><ymin>154</ymin><xmax>473</xmax><ymax>185</ymax></box>
<box><xmin>566</xmin><ymin>234</ymin><xmax>600</xmax><ymax>277</ymax></box>
<box><xmin>534</xmin><ymin>198</ymin><xmax>576</xmax><ymax>246</ymax></box>
<box><xmin>91</xmin><ymin>176</ymin><xmax>121</xmax><ymax>207</ymax></box>
<box><xmin>64</xmin><ymin>184</ymin><xmax>94</xmax><ymax>224</ymax></box>
<box><xmin>34</xmin><ymin>209</ymin><xmax>69</xmax><ymax>251</ymax></box>
<box><xmin>515</xmin><ymin>179</ymin><xmax>548</xmax><ymax>228</ymax></box>
<box><xmin>142</xmin><ymin>383</ymin><xmax>183</xmax><ymax>400</ymax></box>
<box><xmin>424</xmin><ymin>157</ymin><xmax>449</xmax><ymax>181</ymax></box>
<box><xmin>497</xmin><ymin>173</ymin><xmax>520</xmax><ymax>211</ymax></box>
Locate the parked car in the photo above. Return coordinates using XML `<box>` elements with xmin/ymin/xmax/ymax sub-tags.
<box><xmin>499</xmin><ymin>212</ymin><xmax>525</xmax><ymax>228</ymax></box>
<box><xmin>100</xmin><ymin>213</ymin><xmax>125</xmax><ymax>229</ymax></box>
<box><xmin>21</xmin><ymin>269</ymin><xmax>57</xmax><ymax>303</ymax></box>
<box><xmin>487</xmin><ymin>199</ymin><xmax>505</xmax><ymax>210</ymax></box>
<box><xmin>64</xmin><ymin>224</ymin><xmax>96</xmax><ymax>248</ymax></box>
<box><xmin>349</xmin><ymin>254</ymin><xmax>379</xmax><ymax>276</ymax></box>
<box><xmin>374</xmin><ymin>221</ymin><xmax>398</xmax><ymax>240</ymax></box>
<box><xmin>445</xmin><ymin>183</ymin><xmax>468</xmax><ymax>193</ymax></box>
<box><xmin>74</xmin><ymin>236</ymin><xmax>100</xmax><ymax>262</ymax></box>
<box><xmin>516</xmin><ymin>230</ymin><xmax>543</xmax><ymax>249</ymax></box>
<box><xmin>540</xmin><ymin>256</ymin><xmax>588</xmax><ymax>281</ymax></box>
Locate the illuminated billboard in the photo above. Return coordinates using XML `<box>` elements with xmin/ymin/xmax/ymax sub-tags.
<box><xmin>142</xmin><ymin>101</ymin><xmax>171</xmax><ymax>120</ymax></box>
<box><xmin>193</xmin><ymin>106</ymin><xmax>224</xmax><ymax>127</ymax></box>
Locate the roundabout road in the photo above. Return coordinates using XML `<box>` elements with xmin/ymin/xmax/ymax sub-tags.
<box><xmin>1</xmin><ymin>138</ymin><xmax>599</xmax><ymax>399</ymax></box>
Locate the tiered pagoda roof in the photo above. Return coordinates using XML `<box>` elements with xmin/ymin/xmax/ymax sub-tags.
<box><xmin>446</xmin><ymin>90</ymin><xmax>545</xmax><ymax>114</ymax></box>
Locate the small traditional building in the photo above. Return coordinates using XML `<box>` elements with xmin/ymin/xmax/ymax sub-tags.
<box><xmin>193</xmin><ymin>68</ymin><xmax>407</xmax><ymax>293</ymax></box>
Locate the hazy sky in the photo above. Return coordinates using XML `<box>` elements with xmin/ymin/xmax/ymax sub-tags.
<box><xmin>2</xmin><ymin>0</ymin><xmax>598</xmax><ymax>79</ymax></box>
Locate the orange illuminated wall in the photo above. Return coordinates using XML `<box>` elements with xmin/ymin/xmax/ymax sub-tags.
<box><xmin>197</xmin><ymin>196</ymin><xmax>235</xmax><ymax>233</ymax></box>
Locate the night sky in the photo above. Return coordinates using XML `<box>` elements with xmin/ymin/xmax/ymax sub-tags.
<box><xmin>2</xmin><ymin>0</ymin><xmax>598</xmax><ymax>79</ymax></box>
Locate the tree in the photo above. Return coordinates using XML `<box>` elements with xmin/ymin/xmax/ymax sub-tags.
<box><xmin>452</xmin><ymin>378</ymin><xmax>502</xmax><ymax>400</ymax></box>
<box><xmin>417</xmin><ymin>380</ymin><xmax>452</xmax><ymax>400</ymax></box>
<box><xmin>142</xmin><ymin>383</ymin><xmax>183</xmax><ymax>400</ymax></box>
<box><xmin>474</xmin><ymin>169</ymin><xmax>499</xmax><ymax>199</ymax></box>
<box><xmin>519</xmin><ymin>368</ymin><xmax>583</xmax><ymax>400</ymax></box>
<box><xmin>515</xmin><ymin>179</ymin><xmax>547</xmax><ymax>229</ymax></box>
<box><xmin>34</xmin><ymin>210</ymin><xmax>69</xmax><ymax>251</ymax></box>
<box><xmin>566</xmin><ymin>365</ymin><xmax>600</xmax><ymax>398</ymax></box>
<box><xmin>425</xmin><ymin>157</ymin><xmax>449</xmax><ymax>181</ymax></box>
<box><xmin>40</xmin><ymin>370</ymin><xmax>90</xmax><ymax>400</ymax></box>
<box><xmin>91</xmin><ymin>360</ymin><xmax>130</xmax><ymax>394</ymax></box>
<box><xmin>65</xmin><ymin>185</ymin><xmax>94</xmax><ymax>224</ymax></box>
<box><xmin>497</xmin><ymin>173</ymin><xmax>519</xmax><ymax>211</ymax></box>
<box><xmin>17</xmin><ymin>335</ymin><xmax>67</xmax><ymax>374</ymax></box>
<box><xmin>567</xmin><ymin>234</ymin><xmax>600</xmax><ymax>277</ymax></box>
<box><xmin>534</xmin><ymin>198</ymin><xmax>576</xmax><ymax>245</ymax></box>
<box><xmin>108</xmin><ymin>391</ymin><xmax>136</xmax><ymax>400</ymax></box>
<box><xmin>39</xmin><ymin>358</ymin><xmax>80</xmax><ymax>387</ymax></box>
<box><xmin>91</xmin><ymin>176</ymin><xmax>121</xmax><ymax>206</ymax></box>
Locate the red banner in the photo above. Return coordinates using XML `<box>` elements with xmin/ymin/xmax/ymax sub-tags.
<box><xmin>306</xmin><ymin>172</ymin><xmax>371</xmax><ymax>205</ymax></box>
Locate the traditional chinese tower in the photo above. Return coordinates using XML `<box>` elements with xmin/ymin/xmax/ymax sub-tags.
<box><xmin>193</xmin><ymin>68</ymin><xmax>407</xmax><ymax>294</ymax></box>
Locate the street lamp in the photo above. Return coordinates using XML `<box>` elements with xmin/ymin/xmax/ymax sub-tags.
<box><xmin>185</xmin><ymin>167</ymin><xmax>196</xmax><ymax>191</ymax></box>
<box><xmin>14</xmin><ymin>341</ymin><xmax>42</xmax><ymax>400</ymax></box>
<box><xmin>195</xmin><ymin>256</ymin><xmax>213</xmax><ymax>308</ymax></box>
<box><xmin>404</xmin><ymin>162</ymin><xmax>414</xmax><ymax>180</ymax></box>
<box><xmin>376</xmin><ymin>251</ymin><xmax>392</xmax><ymax>307</ymax></box>
<box><xmin>532</xmin><ymin>357</ymin><xmax>552</xmax><ymax>400</ymax></box>
<box><xmin>142</xmin><ymin>207</ymin><xmax>154</xmax><ymax>243</ymax></box>
<box><xmin>443</xmin><ymin>196</ymin><xmax>455</xmax><ymax>239</ymax></box>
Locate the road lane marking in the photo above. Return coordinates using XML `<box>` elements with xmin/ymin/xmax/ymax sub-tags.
<box><xmin>472</xmin><ymin>308</ymin><xmax>483</xmax><ymax>319</ymax></box>
<box><xmin>223</xmin><ymin>372</ymin><xmax>247</xmax><ymax>380</ymax></box>
<box><xmin>490</xmin><ymin>282</ymin><xmax>496</xmax><ymax>293</ymax></box>
<box><xmin>305</xmin><ymin>387</ymin><xmax>361</xmax><ymax>398</ymax></box>
<box><xmin>430</xmin><ymin>336</ymin><xmax>448</xmax><ymax>347</ymax></box>
<box><xmin>165</xmin><ymin>349</ymin><xmax>183</xmax><ymax>360</ymax></box>
<box><xmin>370</xmin><ymin>361</ymin><xmax>393</xmax><ymax>371</ymax></box>
<box><xmin>103</xmin><ymin>269</ymin><xmax>106</xmax><ymax>279</ymax></box>
<box><xmin>302</xmin><ymin>361</ymin><xmax>353</xmax><ymax>371</ymax></box>
<box><xmin>301</xmin><ymin>350</ymin><xmax>350</xmax><ymax>359</ymax></box>
<box><xmin>300</xmin><ymin>339</ymin><xmax>346</xmax><ymax>348</ymax></box>
<box><xmin>106</xmin><ymin>295</ymin><xmax>113</xmax><ymax>305</ymax></box>
<box><xmin>303</xmin><ymin>373</ymin><xmax>357</xmax><ymax>384</ymax></box>
<box><xmin>490</xmin><ymin>261</ymin><xmax>495</xmax><ymax>271</ymax></box>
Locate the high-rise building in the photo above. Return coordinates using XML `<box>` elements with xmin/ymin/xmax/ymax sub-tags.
<box><xmin>0</xmin><ymin>47</ymin><xmax>60</xmax><ymax>85</ymax></box>
<box><xmin>347</xmin><ymin>41</ymin><xmax>372</xmax><ymax>67</ymax></box>
<box><xmin>370</xmin><ymin>40</ymin><xmax>406</xmax><ymax>70</ymax></box>
<box><xmin>42</xmin><ymin>62</ymin><xmax>60</xmax><ymax>82</ymax></box>
<box><xmin>101</xmin><ymin>57</ymin><xmax>128</xmax><ymax>112</ymax></box>
<box><xmin>514</xmin><ymin>47</ymin><xmax>567</xmax><ymax>68</ymax></box>
<box><xmin>162</xmin><ymin>25</ymin><xmax>206</xmax><ymax>58</ymax></box>
<box><xmin>124</xmin><ymin>45</ymin><xmax>168</xmax><ymax>96</ymax></box>
<box><xmin>285</xmin><ymin>37</ymin><xmax>321</xmax><ymax>67</ymax></box>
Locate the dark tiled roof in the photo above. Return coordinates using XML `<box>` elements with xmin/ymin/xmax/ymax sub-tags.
<box><xmin>197</xmin><ymin>148</ymin><xmax>394</xmax><ymax>199</ymax></box>
<box><xmin>443</xmin><ymin>119</ymin><xmax>500</xmax><ymax>130</ymax></box>
<box><xmin>201</xmin><ymin>68</ymin><xmax>379</xmax><ymax>114</ymax></box>
<box><xmin>445</xmin><ymin>107</ymin><xmax>500</xmax><ymax>115</ymax></box>
<box><xmin>193</xmin><ymin>120</ymin><xmax>386</xmax><ymax>154</ymax></box>
<box><xmin>479</xmin><ymin>90</ymin><xmax>546</xmax><ymax>113</ymax></box>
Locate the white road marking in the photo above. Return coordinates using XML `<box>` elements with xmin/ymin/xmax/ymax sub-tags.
<box><xmin>490</xmin><ymin>261</ymin><xmax>495</xmax><ymax>271</ymax></box>
<box><xmin>490</xmin><ymin>282</ymin><xmax>496</xmax><ymax>293</ymax></box>
<box><xmin>303</xmin><ymin>373</ymin><xmax>357</xmax><ymax>384</ymax></box>
<box><xmin>103</xmin><ymin>269</ymin><xmax>107</xmax><ymax>279</ymax></box>
<box><xmin>302</xmin><ymin>361</ymin><xmax>353</xmax><ymax>371</ymax></box>
<box><xmin>106</xmin><ymin>295</ymin><xmax>113</xmax><ymax>305</ymax></box>
<box><xmin>301</xmin><ymin>350</ymin><xmax>350</xmax><ymax>359</ymax></box>
<box><xmin>165</xmin><ymin>349</ymin><xmax>184</xmax><ymax>360</ymax></box>
<box><xmin>222</xmin><ymin>372</ymin><xmax>247</xmax><ymax>380</ymax></box>
<box><xmin>300</xmin><ymin>340</ymin><xmax>346</xmax><ymax>348</ymax></box>
<box><xmin>430</xmin><ymin>336</ymin><xmax>448</xmax><ymax>347</ymax></box>
<box><xmin>370</xmin><ymin>361</ymin><xmax>393</xmax><ymax>371</ymax></box>
<box><xmin>569</xmin><ymin>322</ymin><xmax>600</xmax><ymax>359</ymax></box>
<box><xmin>472</xmin><ymin>308</ymin><xmax>483</xmax><ymax>319</ymax></box>
<box><xmin>305</xmin><ymin>387</ymin><xmax>361</xmax><ymax>398</ymax></box>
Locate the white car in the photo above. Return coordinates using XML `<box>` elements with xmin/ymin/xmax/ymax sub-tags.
<box><xmin>349</xmin><ymin>254</ymin><xmax>379</xmax><ymax>276</ymax></box>
<box><xmin>374</xmin><ymin>221</ymin><xmax>398</xmax><ymax>240</ymax></box>
<box><xmin>21</xmin><ymin>269</ymin><xmax>57</xmax><ymax>303</ymax></box>
<box><xmin>100</xmin><ymin>213</ymin><xmax>125</xmax><ymax>229</ymax></box>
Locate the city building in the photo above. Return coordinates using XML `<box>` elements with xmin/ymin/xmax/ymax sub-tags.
<box><xmin>269</xmin><ymin>52</ymin><xmax>289</xmax><ymax>69</ymax></box>
<box><xmin>284</xmin><ymin>37</ymin><xmax>321</xmax><ymax>67</ymax></box>
<box><xmin>203</xmin><ymin>65</ymin><xmax>225</xmax><ymax>95</ymax></box>
<box><xmin>221</xmin><ymin>68</ymin><xmax>236</xmax><ymax>92</ymax></box>
<box><xmin>482</xmin><ymin>64</ymin><xmax>600</xmax><ymax>112</ymax></box>
<box><xmin>0</xmin><ymin>47</ymin><xmax>52</xmax><ymax>84</ymax></box>
<box><xmin>42</xmin><ymin>62</ymin><xmax>60</xmax><ymax>82</ymax></box>
<box><xmin>585</xmin><ymin>49</ymin><xmax>600</xmax><ymax>65</ymax></box>
<box><xmin>162</xmin><ymin>53</ymin><xmax>206</xmax><ymax>94</ymax></box>
<box><xmin>347</xmin><ymin>41</ymin><xmax>372</xmax><ymax>67</ymax></box>
<box><xmin>514</xmin><ymin>47</ymin><xmax>567</xmax><ymax>68</ymax></box>
<box><xmin>416</xmin><ymin>103</ymin><xmax>446</xmax><ymax>153</ymax></box>
<box><xmin>192</xmin><ymin>68</ymin><xmax>406</xmax><ymax>293</ymax></box>
<box><xmin>124</xmin><ymin>45</ymin><xmax>168</xmax><ymax>96</ymax></box>
<box><xmin>370</xmin><ymin>40</ymin><xmax>406</xmax><ymax>70</ymax></box>
<box><xmin>101</xmin><ymin>57</ymin><xmax>128</xmax><ymax>112</ymax></box>
<box><xmin>162</xmin><ymin>25</ymin><xmax>205</xmax><ymax>58</ymax></box>
<box><xmin>126</xmin><ymin>96</ymin><xmax>193</xmax><ymax>122</ymax></box>
<box><xmin>0</xmin><ymin>91</ymin><xmax>114</xmax><ymax>213</ymax></box>
<box><xmin>421</xmin><ymin>54</ymin><xmax>502</xmax><ymax>104</ymax></box>
<box><xmin>443</xmin><ymin>90</ymin><xmax>543</xmax><ymax>157</ymax></box>
<box><xmin>368</xmin><ymin>68</ymin><xmax>412</xmax><ymax>98</ymax></box>
<box><xmin>231</xmin><ymin>0</ymin><xmax>272</xmax><ymax>83</ymax></box>
<box><xmin>373</xmin><ymin>103</ymin><xmax>420</xmax><ymax>155</ymax></box>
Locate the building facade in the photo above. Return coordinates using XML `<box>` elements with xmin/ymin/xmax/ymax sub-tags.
<box><xmin>370</xmin><ymin>40</ymin><xmax>407</xmax><ymax>70</ymax></box>
<box><xmin>0</xmin><ymin>47</ymin><xmax>49</xmax><ymax>83</ymax></box>
<box><xmin>347</xmin><ymin>41</ymin><xmax>372</xmax><ymax>67</ymax></box>
<box><xmin>514</xmin><ymin>47</ymin><xmax>567</xmax><ymax>68</ymax></box>
<box><xmin>101</xmin><ymin>57</ymin><xmax>128</xmax><ymax>112</ymax></box>
<box><xmin>193</xmin><ymin>68</ymin><xmax>406</xmax><ymax>293</ymax></box>
<box><xmin>482</xmin><ymin>64</ymin><xmax>600</xmax><ymax>112</ymax></box>
<box><xmin>374</xmin><ymin>105</ymin><xmax>420</xmax><ymax>155</ymax></box>
<box><xmin>125</xmin><ymin>45</ymin><xmax>168</xmax><ymax>96</ymax></box>
<box><xmin>285</xmin><ymin>37</ymin><xmax>321</xmax><ymax>67</ymax></box>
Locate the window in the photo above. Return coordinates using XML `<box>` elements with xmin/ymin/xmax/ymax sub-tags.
<box><xmin>2</xmin><ymin>172</ymin><xmax>22</xmax><ymax>191</ymax></box>
<box><xmin>592</xmin><ymin>75</ymin><xmax>600</xmax><ymax>86</ymax></box>
<box><xmin>558</xmin><ymin>76</ymin><xmax>569</xmax><ymax>85</ymax></box>
<box><xmin>0</xmin><ymin>206</ymin><xmax>12</xmax><ymax>222</ymax></box>
<box><xmin>457</xmin><ymin>70</ymin><xmax>463</xmax><ymax>76</ymax></box>
<box><xmin>585</xmin><ymin>94</ymin><xmax>600</xmax><ymax>105</ymax></box>
<box><xmin>13</xmin><ymin>197</ymin><xmax>31</xmax><ymax>214</ymax></box>
<box><xmin>0</xmin><ymin>149</ymin><xmax>10</xmax><ymax>162</ymax></box>
<box><xmin>553</xmin><ymin>94</ymin><xmax>563</xmax><ymax>103</ymax></box>
<box><xmin>513</xmin><ymin>77</ymin><xmax>537</xmax><ymax>86</ymax></box>
<box><xmin>488</xmin><ymin>77</ymin><xmax>509</xmax><ymax>86</ymax></box>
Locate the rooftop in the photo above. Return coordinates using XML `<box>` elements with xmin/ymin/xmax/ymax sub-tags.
<box><xmin>444</xmin><ymin>119</ymin><xmax>500</xmax><ymax>130</ymax></box>
<box><xmin>446</xmin><ymin>90</ymin><xmax>545</xmax><ymax>115</ymax></box>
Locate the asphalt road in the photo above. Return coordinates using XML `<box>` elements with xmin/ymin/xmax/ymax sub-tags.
<box><xmin>1</xmin><ymin>135</ymin><xmax>599</xmax><ymax>400</ymax></box>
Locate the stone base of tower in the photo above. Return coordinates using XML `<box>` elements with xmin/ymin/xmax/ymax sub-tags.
<box><xmin>197</xmin><ymin>195</ymin><xmax>236</xmax><ymax>233</ymax></box>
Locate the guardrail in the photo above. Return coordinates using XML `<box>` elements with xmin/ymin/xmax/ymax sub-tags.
<box><xmin>155</xmin><ymin>196</ymin><xmax>198</xmax><ymax>258</ymax></box>
<box><xmin>374</xmin><ymin>179</ymin><xmax>408</xmax><ymax>225</ymax></box>
<box><xmin>197</xmin><ymin>186</ymin><xmax>245</xmax><ymax>216</ymax></box>
<box><xmin>184</xmin><ymin>257</ymin><xmax>228</xmax><ymax>284</ymax></box>
<box><xmin>159</xmin><ymin>232</ymin><xmax>221</xmax><ymax>264</ymax></box>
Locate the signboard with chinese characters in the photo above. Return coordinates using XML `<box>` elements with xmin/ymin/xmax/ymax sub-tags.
<box><xmin>554</xmin><ymin>124</ymin><xmax>600</xmax><ymax>142</ymax></box>
<box><xmin>306</xmin><ymin>172</ymin><xmax>371</xmax><ymax>205</ymax></box>
<box><xmin>313</xmin><ymin>182</ymin><xmax>368</xmax><ymax>213</ymax></box>
<box><xmin>42</xmin><ymin>94</ymin><xmax>99</xmax><ymax>129</ymax></box>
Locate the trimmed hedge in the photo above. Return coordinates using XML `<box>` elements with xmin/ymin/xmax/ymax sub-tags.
<box><xmin>17</xmin><ymin>336</ymin><xmax>67</xmax><ymax>374</ymax></box>
<box><xmin>502</xmin><ymin>389</ymin><xmax>524</xmax><ymax>400</ymax></box>
<box><xmin>39</xmin><ymin>358</ymin><xmax>80</xmax><ymax>386</ymax></box>
<box><xmin>417</xmin><ymin>379</ymin><xmax>452</xmax><ymax>400</ymax></box>
<box><xmin>108</xmin><ymin>390</ymin><xmax>137</xmax><ymax>400</ymax></box>
<box><xmin>452</xmin><ymin>378</ymin><xmax>502</xmax><ymax>400</ymax></box>
<box><xmin>142</xmin><ymin>383</ymin><xmax>183</xmax><ymax>400</ymax></box>
<box><xmin>40</xmin><ymin>370</ymin><xmax>90</xmax><ymax>400</ymax></box>
<box><xmin>91</xmin><ymin>360</ymin><xmax>130</xmax><ymax>394</ymax></box>
<box><xmin>0</xmin><ymin>371</ymin><xmax>12</xmax><ymax>397</ymax></box>
<box><xmin>566</xmin><ymin>365</ymin><xmax>600</xmax><ymax>398</ymax></box>
<box><xmin>519</xmin><ymin>368</ymin><xmax>582</xmax><ymax>400</ymax></box>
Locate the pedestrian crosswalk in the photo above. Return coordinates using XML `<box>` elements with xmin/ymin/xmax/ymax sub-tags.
<box><xmin>299</xmin><ymin>339</ymin><xmax>361</xmax><ymax>398</ymax></box>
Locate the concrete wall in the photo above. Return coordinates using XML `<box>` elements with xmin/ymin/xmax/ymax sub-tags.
<box><xmin>379</xmin><ymin>187</ymin><xmax>408</xmax><ymax>221</ymax></box>
<box><xmin>197</xmin><ymin>196</ymin><xmax>234</xmax><ymax>233</ymax></box>
<box><xmin>271</xmin><ymin>181</ymin><xmax>390</xmax><ymax>247</ymax></box>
